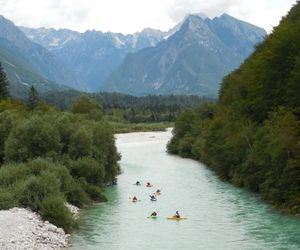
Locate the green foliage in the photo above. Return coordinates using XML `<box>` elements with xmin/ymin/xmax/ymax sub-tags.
<box><xmin>5</xmin><ymin>115</ymin><xmax>62</xmax><ymax>162</ymax></box>
<box><xmin>169</xmin><ymin>2</ymin><xmax>300</xmax><ymax>215</ymax></box>
<box><xmin>27</xmin><ymin>85</ymin><xmax>39</xmax><ymax>110</ymax></box>
<box><xmin>41</xmin><ymin>195</ymin><xmax>76</xmax><ymax>233</ymax></box>
<box><xmin>41</xmin><ymin>90</ymin><xmax>208</xmax><ymax>128</ymax></box>
<box><xmin>0</xmin><ymin>97</ymin><xmax>120</xmax><ymax>231</ymax></box>
<box><xmin>68</xmin><ymin>157</ymin><xmax>105</xmax><ymax>186</ymax></box>
<box><xmin>71</xmin><ymin>95</ymin><xmax>103</xmax><ymax>121</ymax></box>
<box><xmin>0</xmin><ymin>62</ymin><xmax>10</xmax><ymax>100</ymax></box>
<box><xmin>0</xmin><ymin>188</ymin><xmax>16</xmax><ymax>209</ymax></box>
<box><xmin>85</xmin><ymin>185</ymin><xmax>107</xmax><ymax>202</ymax></box>
<box><xmin>68</xmin><ymin>127</ymin><xmax>93</xmax><ymax>159</ymax></box>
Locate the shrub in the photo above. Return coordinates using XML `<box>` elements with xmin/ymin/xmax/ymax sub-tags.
<box><xmin>85</xmin><ymin>185</ymin><xmax>107</xmax><ymax>202</ymax></box>
<box><xmin>19</xmin><ymin>172</ymin><xmax>61</xmax><ymax>212</ymax></box>
<box><xmin>41</xmin><ymin>195</ymin><xmax>76</xmax><ymax>233</ymax></box>
<box><xmin>68</xmin><ymin>157</ymin><xmax>105</xmax><ymax>186</ymax></box>
<box><xmin>0</xmin><ymin>188</ymin><xmax>16</xmax><ymax>209</ymax></box>
<box><xmin>5</xmin><ymin>115</ymin><xmax>61</xmax><ymax>162</ymax></box>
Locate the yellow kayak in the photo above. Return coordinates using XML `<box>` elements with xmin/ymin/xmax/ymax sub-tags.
<box><xmin>167</xmin><ymin>217</ymin><xmax>187</xmax><ymax>220</ymax></box>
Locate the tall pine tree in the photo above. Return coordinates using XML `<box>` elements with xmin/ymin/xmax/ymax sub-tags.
<box><xmin>28</xmin><ymin>85</ymin><xmax>39</xmax><ymax>109</ymax></box>
<box><xmin>0</xmin><ymin>63</ymin><xmax>10</xmax><ymax>100</ymax></box>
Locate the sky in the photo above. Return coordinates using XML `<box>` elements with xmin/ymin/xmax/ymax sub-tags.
<box><xmin>0</xmin><ymin>0</ymin><xmax>297</xmax><ymax>34</ymax></box>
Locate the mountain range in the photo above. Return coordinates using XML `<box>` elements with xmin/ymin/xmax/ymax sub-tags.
<box><xmin>102</xmin><ymin>14</ymin><xmax>266</xmax><ymax>96</ymax></box>
<box><xmin>0</xmin><ymin>13</ymin><xmax>266</xmax><ymax>98</ymax></box>
<box><xmin>21</xmin><ymin>26</ymin><xmax>167</xmax><ymax>92</ymax></box>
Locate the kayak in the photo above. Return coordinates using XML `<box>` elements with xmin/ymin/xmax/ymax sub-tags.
<box><xmin>167</xmin><ymin>217</ymin><xmax>187</xmax><ymax>220</ymax></box>
<box><xmin>147</xmin><ymin>216</ymin><xmax>158</xmax><ymax>219</ymax></box>
<box><xmin>150</xmin><ymin>198</ymin><xmax>157</xmax><ymax>201</ymax></box>
<box><xmin>132</xmin><ymin>200</ymin><xmax>141</xmax><ymax>203</ymax></box>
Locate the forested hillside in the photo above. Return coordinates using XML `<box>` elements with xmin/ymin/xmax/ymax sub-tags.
<box><xmin>0</xmin><ymin>67</ymin><xmax>120</xmax><ymax>232</ymax></box>
<box><xmin>168</xmin><ymin>2</ymin><xmax>300</xmax><ymax>214</ymax></box>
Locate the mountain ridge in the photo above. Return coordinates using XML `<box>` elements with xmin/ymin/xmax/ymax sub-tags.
<box><xmin>2</xmin><ymin>13</ymin><xmax>266</xmax><ymax>96</ymax></box>
<box><xmin>101</xmin><ymin>14</ymin><xmax>266</xmax><ymax>96</ymax></box>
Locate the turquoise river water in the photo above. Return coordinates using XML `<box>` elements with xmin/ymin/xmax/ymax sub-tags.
<box><xmin>71</xmin><ymin>130</ymin><xmax>300</xmax><ymax>250</ymax></box>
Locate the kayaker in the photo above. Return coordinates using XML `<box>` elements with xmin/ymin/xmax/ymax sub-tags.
<box><xmin>132</xmin><ymin>196</ymin><xmax>138</xmax><ymax>202</ymax></box>
<box><xmin>156</xmin><ymin>189</ymin><xmax>161</xmax><ymax>194</ymax></box>
<box><xmin>146</xmin><ymin>182</ymin><xmax>152</xmax><ymax>187</ymax></box>
<box><xmin>151</xmin><ymin>211</ymin><xmax>157</xmax><ymax>217</ymax></box>
<box><xmin>150</xmin><ymin>195</ymin><xmax>156</xmax><ymax>201</ymax></box>
<box><xmin>174</xmin><ymin>211</ymin><xmax>180</xmax><ymax>218</ymax></box>
<box><xmin>135</xmin><ymin>181</ymin><xmax>141</xmax><ymax>186</ymax></box>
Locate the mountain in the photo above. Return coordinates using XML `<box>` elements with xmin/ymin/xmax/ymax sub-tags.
<box><xmin>0</xmin><ymin>37</ymin><xmax>66</xmax><ymax>99</ymax></box>
<box><xmin>19</xmin><ymin>27</ymin><xmax>80</xmax><ymax>50</ymax></box>
<box><xmin>19</xmin><ymin>13</ymin><xmax>266</xmax><ymax>96</ymax></box>
<box><xmin>102</xmin><ymin>14</ymin><xmax>266</xmax><ymax>97</ymax></box>
<box><xmin>0</xmin><ymin>15</ymin><xmax>82</xmax><ymax>94</ymax></box>
<box><xmin>22</xmin><ymin>27</ymin><xmax>166</xmax><ymax>92</ymax></box>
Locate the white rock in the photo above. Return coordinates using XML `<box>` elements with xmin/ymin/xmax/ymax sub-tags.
<box><xmin>0</xmin><ymin>207</ymin><xmax>70</xmax><ymax>249</ymax></box>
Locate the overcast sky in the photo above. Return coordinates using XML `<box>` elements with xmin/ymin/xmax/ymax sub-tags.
<box><xmin>0</xmin><ymin>0</ymin><xmax>297</xmax><ymax>34</ymax></box>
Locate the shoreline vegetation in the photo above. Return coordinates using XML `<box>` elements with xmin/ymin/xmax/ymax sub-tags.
<box><xmin>0</xmin><ymin>96</ymin><xmax>120</xmax><ymax>236</ymax></box>
<box><xmin>168</xmin><ymin>3</ymin><xmax>300</xmax><ymax>216</ymax></box>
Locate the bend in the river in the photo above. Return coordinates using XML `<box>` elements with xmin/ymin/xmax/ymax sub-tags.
<box><xmin>71</xmin><ymin>130</ymin><xmax>300</xmax><ymax>250</ymax></box>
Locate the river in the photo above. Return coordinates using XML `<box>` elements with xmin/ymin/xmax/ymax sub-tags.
<box><xmin>71</xmin><ymin>130</ymin><xmax>300</xmax><ymax>250</ymax></box>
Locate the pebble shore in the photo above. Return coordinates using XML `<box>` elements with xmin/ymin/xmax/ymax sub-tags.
<box><xmin>0</xmin><ymin>204</ymin><xmax>79</xmax><ymax>250</ymax></box>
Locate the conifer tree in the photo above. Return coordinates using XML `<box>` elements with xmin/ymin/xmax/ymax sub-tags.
<box><xmin>28</xmin><ymin>85</ymin><xmax>39</xmax><ymax>109</ymax></box>
<box><xmin>0</xmin><ymin>63</ymin><xmax>10</xmax><ymax>100</ymax></box>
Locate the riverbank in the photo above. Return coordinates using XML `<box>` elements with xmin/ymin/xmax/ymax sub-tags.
<box><xmin>0</xmin><ymin>204</ymin><xmax>79</xmax><ymax>250</ymax></box>
<box><xmin>0</xmin><ymin>208</ymin><xmax>69</xmax><ymax>250</ymax></box>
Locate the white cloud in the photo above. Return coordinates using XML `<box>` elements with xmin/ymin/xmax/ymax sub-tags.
<box><xmin>0</xmin><ymin>0</ymin><xmax>297</xmax><ymax>33</ymax></box>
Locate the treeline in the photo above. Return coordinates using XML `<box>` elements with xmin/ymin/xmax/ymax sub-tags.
<box><xmin>0</xmin><ymin>70</ymin><xmax>120</xmax><ymax>232</ymax></box>
<box><xmin>168</xmin><ymin>2</ymin><xmax>300</xmax><ymax>214</ymax></box>
<box><xmin>40</xmin><ymin>90</ymin><xmax>209</xmax><ymax>124</ymax></box>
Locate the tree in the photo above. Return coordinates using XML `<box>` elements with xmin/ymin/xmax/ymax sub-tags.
<box><xmin>0</xmin><ymin>63</ymin><xmax>10</xmax><ymax>100</ymax></box>
<box><xmin>71</xmin><ymin>95</ymin><xmax>103</xmax><ymax>121</ymax></box>
<box><xmin>28</xmin><ymin>85</ymin><xmax>39</xmax><ymax>109</ymax></box>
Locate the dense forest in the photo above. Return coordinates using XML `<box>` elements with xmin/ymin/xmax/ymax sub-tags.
<box><xmin>0</xmin><ymin>71</ymin><xmax>120</xmax><ymax>232</ymax></box>
<box><xmin>41</xmin><ymin>90</ymin><xmax>208</xmax><ymax>128</ymax></box>
<box><xmin>168</xmin><ymin>2</ymin><xmax>300</xmax><ymax>214</ymax></box>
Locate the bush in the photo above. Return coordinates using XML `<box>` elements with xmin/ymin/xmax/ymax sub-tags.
<box><xmin>68</xmin><ymin>157</ymin><xmax>105</xmax><ymax>186</ymax></box>
<box><xmin>5</xmin><ymin>115</ymin><xmax>61</xmax><ymax>162</ymax></box>
<box><xmin>19</xmin><ymin>171</ymin><xmax>61</xmax><ymax>211</ymax></box>
<box><xmin>41</xmin><ymin>195</ymin><xmax>76</xmax><ymax>232</ymax></box>
<box><xmin>0</xmin><ymin>98</ymin><xmax>120</xmax><ymax>231</ymax></box>
<box><xmin>64</xmin><ymin>179</ymin><xmax>91</xmax><ymax>208</ymax></box>
<box><xmin>0</xmin><ymin>188</ymin><xmax>16</xmax><ymax>209</ymax></box>
<box><xmin>85</xmin><ymin>185</ymin><xmax>107</xmax><ymax>202</ymax></box>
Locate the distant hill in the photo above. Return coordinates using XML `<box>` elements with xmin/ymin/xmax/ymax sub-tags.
<box><xmin>102</xmin><ymin>14</ymin><xmax>266</xmax><ymax>97</ymax></box>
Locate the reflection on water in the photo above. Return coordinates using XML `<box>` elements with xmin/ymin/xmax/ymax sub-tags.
<box><xmin>71</xmin><ymin>130</ymin><xmax>300</xmax><ymax>250</ymax></box>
